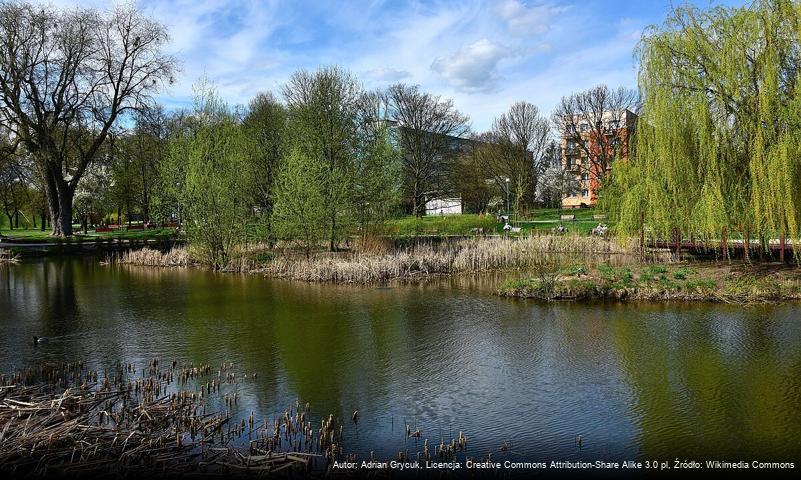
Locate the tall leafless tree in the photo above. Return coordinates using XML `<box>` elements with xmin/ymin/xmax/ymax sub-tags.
<box><xmin>0</xmin><ymin>1</ymin><xmax>176</xmax><ymax>236</ymax></box>
<box><xmin>551</xmin><ymin>85</ymin><xmax>638</xmax><ymax>185</ymax></box>
<box><xmin>487</xmin><ymin>101</ymin><xmax>550</xmax><ymax>213</ymax></box>
<box><xmin>387</xmin><ymin>83</ymin><xmax>470</xmax><ymax>217</ymax></box>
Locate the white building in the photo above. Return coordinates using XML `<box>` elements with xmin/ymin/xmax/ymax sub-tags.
<box><xmin>425</xmin><ymin>197</ymin><xmax>462</xmax><ymax>215</ymax></box>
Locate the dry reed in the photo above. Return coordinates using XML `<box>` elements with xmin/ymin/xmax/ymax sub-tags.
<box><xmin>113</xmin><ymin>235</ymin><xmax>640</xmax><ymax>284</ymax></box>
<box><xmin>117</xmin><ymin>247</ymin><xmax>194</xmax><ymax>267</ymax></box>
<box><xmin>264</xmin><ymin>235</ymin><xmax>639</xmax><ymax>283</ymax></box>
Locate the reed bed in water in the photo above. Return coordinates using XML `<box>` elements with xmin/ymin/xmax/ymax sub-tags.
<box><xmin>265</xmin><ymin>235</ymin><xmax>639</xmax><ymax>283</ymax></box>
<box><xmin>114</xmin><ymin>235</ymin><xmax>640</xmax><ymax>283</ymax></box>
<box><xmin>1</xmin><ymin>360</ymin><xmax>482</xmax><ymax>477</ymax></box>
<box><xmin>0</xmin><ymin>360</ymin><xmax>342</xmax><ymax>477</ymax></box>
<box><xmin>116</xmin><ymin>246</ymin><xmax>194</xmax><ymax>267</ymax></box>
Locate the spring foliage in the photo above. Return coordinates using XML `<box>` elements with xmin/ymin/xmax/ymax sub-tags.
<box><xmin>606</xmin><ymin>0</ymin><xmax>801</xmax><ymax>250</ymax></box>
<box><xmin>164</xmin><ymin>86</ymin><xmax>251</xmax><ymax>269</ymax></box>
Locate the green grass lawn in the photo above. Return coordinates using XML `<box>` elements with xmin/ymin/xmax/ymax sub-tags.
<box><xmin>0</xmin><ymin>226</ymin><xmax>178</xmax><ymax>243</ymax></box>
<box><xmin>384</xmin><ymin>214</ymin><xmax>499</xmax><ymax>236</ymax></box>
<box><xmin>383</xmin><ymin>208</ymin><xmax>610</xmax><ymax>237</ymax></box>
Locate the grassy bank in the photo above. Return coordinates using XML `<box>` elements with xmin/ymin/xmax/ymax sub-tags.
<box><xmin>117</xmin><ymin>235</ymin><xmax>638</xmax><ymax>283</ymax></box>
<box><xmin>1</xmin><ymin>227</ymin><xmax>178</xmax><ymax>243</ymax></box>
<box><xmin>383</xmin><ymin>209</ymin><xmax>608</xmax><ymax>236</ymax></box>
<box><xmin>498</xmin><ymin>262</ymin><xmax>801</xmax><ymax>303</ymax></box>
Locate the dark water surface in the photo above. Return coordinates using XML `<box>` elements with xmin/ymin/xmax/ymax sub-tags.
<box><xmin>1</xmin><ymin>258</ymin><xmax>800</xmax><ymax>463</ymax></box>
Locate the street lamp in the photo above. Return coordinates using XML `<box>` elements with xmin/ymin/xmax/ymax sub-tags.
<box><xmin>505</xmin><ymin>177</ymin><xmax>510</xmax><ymax>216</ymax></box>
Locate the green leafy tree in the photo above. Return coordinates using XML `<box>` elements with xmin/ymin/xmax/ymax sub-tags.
<box><xmin>282</xmin><ymin>66</ymin><xmax>361</xmax><ymax>251</ymax></box>
<box><xmin>607</xmin><ymin>0</ymin><xmax>801</xmax><ymax>258</ymax></box>
<box><xmin>353</xmin><ymin>91</ymin><xmax>402</xmax><ymax>235</ymax></box>
<box><xmin>166</xmin><ymin>84</ymin><xmax>251</xmax><ymax>269</ymax></box>
<box><xmin>272</xmin><ymin>147</ymin><xmax>328</xmax><ymax>258</ymax></box>
<box><xmin>242</xmin><ymin>93</ymin><xmax>287</xmax><ymax>244</ymax></box>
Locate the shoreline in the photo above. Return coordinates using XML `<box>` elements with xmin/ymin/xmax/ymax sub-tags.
<box><xmin>497</xmin><ymin>263</ymin><xmax>801</xmax><ymax>304</ymax></box>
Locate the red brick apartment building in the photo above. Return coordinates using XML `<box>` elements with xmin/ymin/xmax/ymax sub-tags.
<box><xmin>561</xmin><ymin>109</ymin><xmax>637</xmax><ymax>208</ymax></box>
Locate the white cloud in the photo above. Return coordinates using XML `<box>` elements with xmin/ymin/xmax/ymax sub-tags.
<box><xmin>431</xmin><ymin>39</ymin><xmax>509</xmax><ymax>93</ymax></box>
<box><xmin>497</xmin><ymin>0</ymin><xmax>567</xmax><ymax>37</ymax></box>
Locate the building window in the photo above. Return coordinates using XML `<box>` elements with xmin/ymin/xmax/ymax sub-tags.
<box><xmin>582</xmin><ymin>189</ymin><xmax>589</xmax><ymax>197</ymax></box>
<box><xmin>581</xmin><ymin>173</ymin><xmax>589</xmax><ymax>181</ymax></box>
<box><xmin>579</xmin><ymin>123</ymin><xmax>589</xmax><ymax>132</ymax></box>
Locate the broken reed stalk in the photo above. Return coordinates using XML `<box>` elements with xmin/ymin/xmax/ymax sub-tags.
<box><xmin>0</xmin><ymin>360</ymin><xmax>338</xmax><ymax>477</ymax></box>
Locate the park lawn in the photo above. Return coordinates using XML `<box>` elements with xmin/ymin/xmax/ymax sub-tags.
<box><xmin>383</xmin><ymin>208</ymin><xmax>610</xmax><ymax>237</ymax></box>
<box><xmin>517</xmin><ymin>207</ymin><xmax>602</xmax><ymax>222</ymax></box>
<box><xmin>383</xmin><ymin>214</ymin><xmax>499</xmax><ymax>236</ymax></box>
<box><xmin>1</xmin><ymin>227</ymin><xmax>178</xmax><ymax>243</ymax></box>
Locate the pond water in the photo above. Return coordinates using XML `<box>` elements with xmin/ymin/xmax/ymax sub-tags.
<box><xmin>1</xmin><ymin>258</ymin><xmax>800</xmax><ymax>464</ymax></box>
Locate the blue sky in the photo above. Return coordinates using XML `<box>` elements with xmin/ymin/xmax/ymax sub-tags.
<box><xmin>48</xmin><ymin>0</ymin><xmax>747</xmax><ymax>131</ymax></box>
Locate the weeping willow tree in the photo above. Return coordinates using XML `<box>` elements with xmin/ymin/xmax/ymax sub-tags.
<box><xmin>605</xmin><ymin>0</ymin><xmax>801</xmax><ymax>259</ymax></box>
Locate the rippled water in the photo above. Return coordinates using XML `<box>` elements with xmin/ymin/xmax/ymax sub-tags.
<box><xmin>1</xmin><ymin>258</ymin><xmax>800</xmax><ymax>463</ymax></box>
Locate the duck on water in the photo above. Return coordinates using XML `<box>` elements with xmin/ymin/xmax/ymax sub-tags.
<box><xmin>32</xmin><ymin>336</ymin><xmax>49</xmax><ymax>344</ymax></box>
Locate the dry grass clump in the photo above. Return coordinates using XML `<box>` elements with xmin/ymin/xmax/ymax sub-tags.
<box><xmin>113</xmin><ymin>235</ymin><xmax>639</xmax><ymax>283</ymax></box>
<box><xmin>264</xmin><ymin>235</ymin><xmax>637</xmax><ymax>283</ymax></box>
<box><xmin>117</xmin><ymin>247</ymin><xmax>194</xmax><ymax>267</ymax></box>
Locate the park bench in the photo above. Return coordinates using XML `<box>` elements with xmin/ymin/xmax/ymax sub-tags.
<box><xmin>127</xmin><ymin>225</ymin><xmax>144</xmax><ymax>231</ymax></box>
<box><xmin>593</xmin><ymin>214</ymin><xmax>607</xmax><ymax>220</ymax></box>
<box><xmin>560</xmin><ymin>214</ymin><xmax>575</xmax><ymax>221</ymax></box>
<box><xmin>95</xmin><ymin>227</ymin><xmax>113</xmax><ymax>233</ymax></box>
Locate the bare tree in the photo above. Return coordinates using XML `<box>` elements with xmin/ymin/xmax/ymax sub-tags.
<box><xmin>387</xmin><ymin>83</ymin><xmax>470</xmax><ymax>217</ymax></box>
<box><xmin>486</xmin><ymin>101</ymin><xmax>550</xmax><ymax>213</ymax></box>
<box><xmin>0</xmin><ymin>1</ymin><xmax>176</xmax><ymax>236</ymax></box>
<box><xmin>551</xmin><ymin>85</ymin><xmax>637</xmax><ymax>185</ymax></box>
<box><xmin>515</xmin><ymin>141</ymin><xmax>581</xmax><ymax>209</ymax></box>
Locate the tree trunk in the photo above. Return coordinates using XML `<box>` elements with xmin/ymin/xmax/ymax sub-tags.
<box><xmin>780</xmin><ymin>231</ymin><xmax>786</xmax><ymax>263</ymax></box>
<box><xmin>46</xmin><ymin>176</ymin><xmax>75</xmax><ymax>237</ymax></box>
<box><xmin>721</xmin><ymin>228</ymin><xmax>729</xmax><ymax>261</ymax></box>
<box><xmin>43</xmin><ymin>171</ymin><xmax>63</xmax><ymax>236</ymax></box>
<box><xmin>5</xmin><ymin>212</ymin><xmax>12</xmax><ymax>230</ymax></box>
<box><xmin>329</xmin><ymin>211</ymin><xmax>336</xmax><ymax>252</ymax></box>
<box><xmin>639</xmin><ymin>211</ymin><xmax>644</xmax><ymax>263</ymax></box>
<box><xmin>743</xmin><ymin>225</ymin><xmax>751</xmax><ymax>263</ymax></box>
<box><xmin>14</xmin><ymin>209</ymin><xmax>19</xmax><ymax>229</ymax></box>
<box><xmin>674</xmin><ymin>227</ymin><xmax>681</xmax><ymax>261</ymax></box>
<box><xmin>56</xmin><ymin>189</ymin><xmax>74</xmax><ymax>237</ymax></box>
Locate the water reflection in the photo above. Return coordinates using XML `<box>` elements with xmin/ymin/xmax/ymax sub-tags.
<box><xmin>1</xmin><ymin>258</ymin><xmax>799</xmax><ymax>462</ymax></box>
